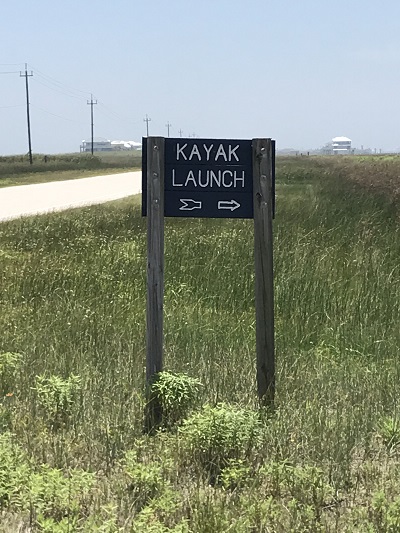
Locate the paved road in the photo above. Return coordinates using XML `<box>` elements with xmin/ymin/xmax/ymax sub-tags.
<box><xmin>0</xmin><ymin>171</ymin><xmax>142</xmax><ymax>222</ymax></box>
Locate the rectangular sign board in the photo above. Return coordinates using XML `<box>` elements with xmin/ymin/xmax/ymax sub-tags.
<box><xmin>142</xmin><ymin>138</ymin><xmax>254</xmax><ymax>218</ymax></box>
<box><xmin>144</xmin><ymin>136</ymin><xmax>276</xmax><ymax>427</ymax></box>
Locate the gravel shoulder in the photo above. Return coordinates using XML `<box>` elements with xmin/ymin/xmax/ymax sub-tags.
<box><xmin>0</xmin><ymin>171</ymin><xmax>142</xmax><ymax>222</ymax></box>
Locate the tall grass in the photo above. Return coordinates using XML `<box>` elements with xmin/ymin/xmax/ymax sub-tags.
<box><xmin>0</xmin><ymin>158</ymin><xmax>400</xmax><ymax>530</ymax></box>
<box><xmin>0</xmin><ymin>151</ymin><xmax>141</xmax><ymax>185</ymax></box>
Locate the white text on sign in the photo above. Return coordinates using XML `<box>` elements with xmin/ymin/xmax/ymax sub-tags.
<box><xmin>176</xmin><ymin>143</ymin><xmax>240</xmax><ymax>162</ymax></box>
<box><xmin>172</xmin><ymin>169</ymin><xmax>246</xmax><ymax>188</ymax></box>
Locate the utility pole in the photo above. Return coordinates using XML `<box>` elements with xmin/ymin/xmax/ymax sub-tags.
<box><xmin>87</xmin><ymin>94</ymin><xmax>97</xmax><ymax>155</ymax></box>
<box><xmin>20</xmin><ymin>63</ymin><xmax>33</xmax><ymax>165</ymax></box>
<box><xmin>144</xmin><ymin>114</ymin><xmax>151</xmax><ymax>136</ymax></box>
<box><xmin>165</xmin><ymin>121</ymin><xmax>172</xmax><ymax>137</ymax></box>
<box><xmin>178</xmin><ymin>129</ymin><xmax>183</xmax><ymax>138</ymax></box>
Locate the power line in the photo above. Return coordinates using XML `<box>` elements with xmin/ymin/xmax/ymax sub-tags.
<box><xmin>10</xmin><ymin>64</ymin><xmax>143</xmax><ymax>132</ymax></box>
<box><xmin>20</xmin><ymin>63</ymin><xmax>33</xmax><ymax>165</ymax></box>
<box><xmin>87</xmin><ymin>94</ymin><xmax>97</xmax><ymax>155</ymax></box>
<box><xmin>143</xmin><ymin>114</ymin><xmax>151</xmax><ymax>136</ymax></box>
<box><xmin>29</xmin><ymin>64</ymin><xmax>91</xmax><ymax>98</ymax></box>
<box><xmin>32</xmin><ymin>80</ymin><xmax>141</xmax><ymax>124</ymax></box>
<box><xmin>30</xmin><ymin>66</ymin><xmax>142</xmax><ymax>129</ymax></box>
<box><xmin>33</xmin><ymin>77</ymin><xmax>87</xmax><ymax>101</ymax></box>
<box><xmin>0</xmin><ymin>104</ymin><xmax>24</xmax><ymax>109</ymax></box>
<box><xmin>97</xmin><ymin>101</ymin><xmax>122</xmax><ymax>120</ymax></box>
<box><xmin>97</xmin><ymin>101</ymin><xmax>141</xmax><ymax>125</ymax></box>
<box><xmin>30</xmin><ymin>103</ymin><xmax>86</xmax><ymax>125</ymax></box>
<box><xmin>3</xmin><ymin>62</ymin><xmax>151</xmax><ymax>152</ymax></box>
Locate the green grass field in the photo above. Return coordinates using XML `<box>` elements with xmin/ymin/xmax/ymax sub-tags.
<box><xmin>0</xmin><ymin>151</ymin><xmax>141</xmax><ymax>188</ymax></box>
<box><xmin>0</xmin><ymin>157</ymin><xmax>400</xmax><ymax>531</ymax></box>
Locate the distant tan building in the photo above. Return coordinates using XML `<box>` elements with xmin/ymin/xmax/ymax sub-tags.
<box><xmin>332</xmin><ymin>136</ymin><xmax>352</xmax><ymax>154</ymax></box>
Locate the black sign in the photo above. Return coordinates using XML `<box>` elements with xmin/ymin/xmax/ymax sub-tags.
<box><xmin>142</xmin><ymin>138</ymin><xmax>254</xmax><ymax>218</ymax></box>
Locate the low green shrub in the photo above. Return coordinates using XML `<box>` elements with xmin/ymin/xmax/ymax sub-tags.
<box><xmin>29</xmin><ymin>464</ymin><xmax>95</xmax><ymax>525</ymax></box>
<box><xmin>132</xmin><ymin>489</ymin><xmax>188</xmax><ymax>532</ymax></box>
<box><xmin>0</xmin><ymin>352</ymin><xmax>22</xmax><ymax>396</ymax></box>
<box><xmin>150</xmin><ymin>371</ymin><xmax>202</xmax><ymax>428</ymax></box>
<box><xmin>124</xmin><ymin>451</ymin><xmax>167</xmax><ymax>509</ymax></box>
<box><xmin>0</xmin><ymin>404</ymin><xmax>12</xmax><ymax>432</ymax></box>
<box><xmin>0</xmin><ymin>432</ymin><xmax>30</xmax><ymax>510</ymax></box>
<box><xmin>220</xmin><ymin>458</ymin><xmax>251</xmax><ymax>490</ymax></box>
<box><xmin>377</xmin><ymin>416</ymin><xmax>400</xmax><ymax>452</ymax></box>
<box><xmin>258</xmin><ymin>462</ymin><xmax>334</xmax><ymax>512</ymax></box>
<box><xmin>179</xmin><ymin>403</ymin><xmax>262</xmax><ymax>480</ymax></box>
<box><xmin>33</xmin><ymin>374</ymin><xmax>82</xmax><ymax>430</ymax></box>
<box><xmin>369</xmin><ymin>490</ymin><xmax>400</xmax><ymax>532</ymax></box>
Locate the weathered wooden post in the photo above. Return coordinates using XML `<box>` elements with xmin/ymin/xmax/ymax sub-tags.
<box><xmin>253</xmin><ymin>138</ymin><xmax>275</xmax><ymax>406</ymax></box>
<box><xmin>146</xmin><ymin>136</ymin><xmax>165</xmax><ymax>430</ymax></box>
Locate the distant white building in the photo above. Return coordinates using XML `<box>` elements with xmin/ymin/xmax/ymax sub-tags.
<box><xmin>332</xmin><ymin>136</ymin><xmax>352</xmax><ymax>155</ymax></box>
<box><xmin>80</xmin><ymin>138</ymin><xmax>142</xmax><ymax>152</ymax></box>
<box><xmin>110</xmin><ymin>140</ymin><xmax>142</xmax><ymax>151</ymax></box>
<box><xmin>80</xmin><ymin>139</ymin><xmax>112</xmax><ymax>152</ymax></box>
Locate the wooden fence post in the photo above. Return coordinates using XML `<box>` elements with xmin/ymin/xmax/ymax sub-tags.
<box><xmin>146</xmin><ymin>136</ymin><xmax>165</xmax><ymax>430</ymax></box>
<box><xmin>252</xmin><ymin>138</ymin><xmax>275</xmax><ymax>406</ymax></box>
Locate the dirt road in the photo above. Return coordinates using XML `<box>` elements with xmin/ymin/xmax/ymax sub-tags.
<box><xmin>0</xmin><ymin>171</ymin><xmax>142</xmax><ymax>222</ymax></box>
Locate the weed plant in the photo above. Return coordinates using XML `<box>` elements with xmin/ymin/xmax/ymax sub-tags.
<box><xmin>0</xmin><ymin>158</ymin><xmax>399</xmax><ymax>530</ymax></box>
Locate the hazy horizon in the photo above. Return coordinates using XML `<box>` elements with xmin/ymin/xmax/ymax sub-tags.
<box><xmin>2</xmin><ymin>0</ymin><xmax>400</xmax><ymax>156</ymax></box>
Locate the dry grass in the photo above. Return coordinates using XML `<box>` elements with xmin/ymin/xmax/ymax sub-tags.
<box><xmin>325</xmin><ymin>155</ymin><xmax>400</xmax><ymax>200</ymax></box>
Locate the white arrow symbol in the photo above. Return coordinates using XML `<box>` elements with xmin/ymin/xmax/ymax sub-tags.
<box><xmin>217</xmin><ymin>200</ymin><xmax>241</xmax><ymax>211</ymax></box>
<box><xmin>179</xmin><ymin>199</ymin><xmax>202</xmax><ymax>210</ymax></box>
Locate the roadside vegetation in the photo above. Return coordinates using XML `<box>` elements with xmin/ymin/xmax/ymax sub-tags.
<box><xmin>0</xmin><ymin>156</ymin><xmax>399</xmax><ymax>530</ymax></box>
<box><xmin>0</xmin><ymin>151</ymin><xmax>141</xmax><ymax>188</ymax></box>
<box><xmin>328</xmin><ymin>154</ymin><xmax>400</xmax><ymax>199</ymax></box>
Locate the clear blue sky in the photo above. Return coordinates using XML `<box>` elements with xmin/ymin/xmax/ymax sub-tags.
<box><xmin>1</xmin><ymin>0</ymin><xmax>399</xmax><ymax>155</ymax></box>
